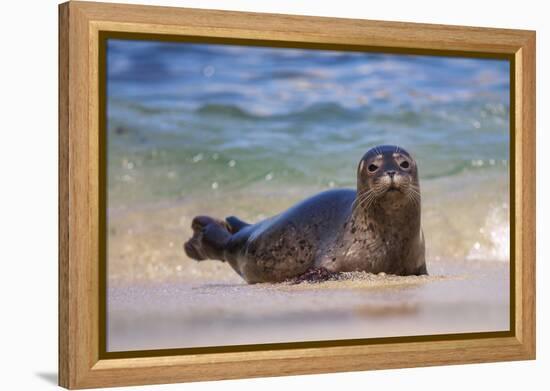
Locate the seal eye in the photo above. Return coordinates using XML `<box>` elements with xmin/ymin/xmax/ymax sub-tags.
<box><xmin>368</xmin><ymin>164</ymin><xmax>379</xmax><ymax>172</ymax></box>
<box><xmin>400</xmin><ymin>161</ymin><xmax>410</xmax><ymax>169</ymax></box>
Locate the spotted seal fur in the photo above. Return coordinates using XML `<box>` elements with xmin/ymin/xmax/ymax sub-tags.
<box><xmin>184</xmin><ymin>145</ymin><xmax>426</xmax><ymax>283</ymax></box>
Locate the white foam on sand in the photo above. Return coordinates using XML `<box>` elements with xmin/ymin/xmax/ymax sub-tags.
<box><xmin>466</xmin><ymin>203</ymin><xmax>510</xmax><ymax>262</ymax></box>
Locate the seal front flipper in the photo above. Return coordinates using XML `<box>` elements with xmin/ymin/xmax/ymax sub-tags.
<box><xmin>414</xmin><ymin>263</ymin><xmax>428</xmax><ymax>276</ymax></box>
<box><xmin>184</xmin><ymin>216</ymin><xmax>232</xmax><ymax>262</ymax></box>
<box><xmin>225</xmin><ymin>216</ymin><xmax>250</xmax><ymax>234</ymax></box>
<box><xmin>289</xmin><ymin>267</ymin><xmax>339</xmax><ymax>284</ymax></box>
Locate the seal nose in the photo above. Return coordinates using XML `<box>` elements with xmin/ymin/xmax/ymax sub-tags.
<box><xmin>386</xmin><ymin>170</ymin><xmax>396</xmax><ymax>179</ymax></box>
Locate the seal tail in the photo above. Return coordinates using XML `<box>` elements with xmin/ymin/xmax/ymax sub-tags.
<box><xmin>184</xmin><ymin>216</ymin><xmax>232</xmax><ymax>261</ymax></box>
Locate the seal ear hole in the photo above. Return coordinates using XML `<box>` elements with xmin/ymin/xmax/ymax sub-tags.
<box><xmin>368</xmin><ymin>164</ymin><xmax>379</xmax><ymax>173</ymax></box>
<box><xmin>400</xmin><ymin>161</ymin><xmax>410</xmax><ymax>169</ymax></box>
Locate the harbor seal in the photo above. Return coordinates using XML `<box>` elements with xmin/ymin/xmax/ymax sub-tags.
<box><xmin>184</xmin><ymin>145</ymin><xmax>427</xmax><ymax>283</ymax></box>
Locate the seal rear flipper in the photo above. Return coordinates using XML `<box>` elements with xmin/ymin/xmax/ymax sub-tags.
<box><xmin>225</xmin><ymin>216</ymin><xmax>250</xmax><ymax>233</ymax></box>
<box><xmin>184</xmin><ymin>216</ymin><xmax>232</xmax><ymax>261</ymax></box>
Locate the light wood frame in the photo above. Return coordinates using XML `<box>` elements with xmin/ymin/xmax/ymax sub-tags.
<box><xmin>59</xmin><ymin>1</ymin><xmax>536</xmax><ymax>389</ymax></box>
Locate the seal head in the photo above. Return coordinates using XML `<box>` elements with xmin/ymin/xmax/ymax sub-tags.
<box><xmin>356</xmin><ymin>145</ymin><xmax>420</xmax><ymax>212</ymax></box>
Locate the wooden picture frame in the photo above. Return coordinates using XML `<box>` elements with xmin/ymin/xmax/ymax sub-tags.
<box><xmin>59</xmin><ymin>1</ymin><xmax>536</xmax><ymax>388</ymax></box>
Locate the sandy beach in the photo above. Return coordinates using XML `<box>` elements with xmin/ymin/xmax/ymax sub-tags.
<box><xmin>108</xmin><ymin>259</ymin><xmax>508</xmax><ymax>352</ymax></box>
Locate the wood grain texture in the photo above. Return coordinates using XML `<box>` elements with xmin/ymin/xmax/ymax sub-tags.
<box><xmin>58</xmin><ymin>3</ymin><xmax>70</xmax><ymax>387</ymax></box>
<box><xmin>59</xmin><ymin>1</ymin><xmax>98</xmax><ymax>388</ymax></box>
<box><xmin>72</xmin><ymin>1</ymin><xmax>532</xmax><ymax>53</ymax></box>
<box><xmin>58</xmin><ymin>1</ymin><xmax>536</xmax><ymax>388</ymax></box>
<box><xmin>517</xmin><ymin>33</ymin><xmax>536</xmax><ymax>356</ymax></box>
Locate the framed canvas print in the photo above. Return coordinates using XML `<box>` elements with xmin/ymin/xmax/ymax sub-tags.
<box><xmin>58</xmin><ymin>1</ymin><xmax>536</xmax><ymax>389</ymax></box>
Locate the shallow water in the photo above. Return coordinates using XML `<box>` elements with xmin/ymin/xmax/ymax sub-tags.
<box><xmin>105</xmin><ymin>40</ymin><xmax>510</xmax><ymax>351</ymax></box>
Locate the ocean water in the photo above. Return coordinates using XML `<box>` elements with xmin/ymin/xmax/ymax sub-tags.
<box><xmin>106</xmin><ymin>39</ymin><xmax>510</xmax><ymax>281</ymax></box>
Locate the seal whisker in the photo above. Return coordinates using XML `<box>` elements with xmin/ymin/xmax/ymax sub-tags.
<box><xmin>406</xmin><ymin>187</ymin><xmax>421</xmax><ymax>208</ymax></box>
<box><xmin>408</xmin><ymin>187</ymin><xmax>421</xmax><ymax>201</ymax></box>
<box><xmin>363</xmin><ymin>191</ymin><xmax>378</xmax><ymax>210</ymax></box>
<box><xmin>357</xmin><ymin>184</ymin><xmax>384</xmax><ymax>211</ymax></box>
<box><xmin>351</xmin><ymin>191</ymin><xmax>370</xmax><ymax>211</ymax></box>
<box><xmin>406</xmin><ymin>192</ymin><xmax>419</xmax><ymax>208</ymax></box>
<box><xmin>410</xmin><ymin>191</ymin><xmax>421</xmax><ymax>200</ymax></box>
<box><xmin>407</xmin><ymin>193</ymin><xmax>416</xmax><ymax>205</ymax></box>
<box><xmin>353</xmin><ymin>190</ymin><xmax>376</xmax><ymax>212</ymax></box>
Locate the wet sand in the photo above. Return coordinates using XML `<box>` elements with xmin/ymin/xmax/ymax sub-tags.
<box><xmin>108</xmin><ymin>261</ymin><xmax>509</xmax><ymax>351</ymax></box>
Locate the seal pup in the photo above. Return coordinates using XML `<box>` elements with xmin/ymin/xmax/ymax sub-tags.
<box><xmin>184</xmin><ymin>145</ymin><xmax>427</xmax><ymax>283</ymax></box>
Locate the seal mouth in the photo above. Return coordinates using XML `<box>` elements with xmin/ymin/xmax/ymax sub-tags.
<box><xmin>387</xmin><ymin>183</ymin><xmax>401</xmax><ymax>193</ymax></box>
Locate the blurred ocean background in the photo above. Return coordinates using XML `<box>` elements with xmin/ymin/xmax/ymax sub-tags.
<box><xmin>107</xmin><ymin>40</ymin><xmax>510</xmax><ymax>275</ymax></box>
<box><xmin>106</xmin><ymin>40</ymin><xmax>510</xmax><ymax>351</ymax></box>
